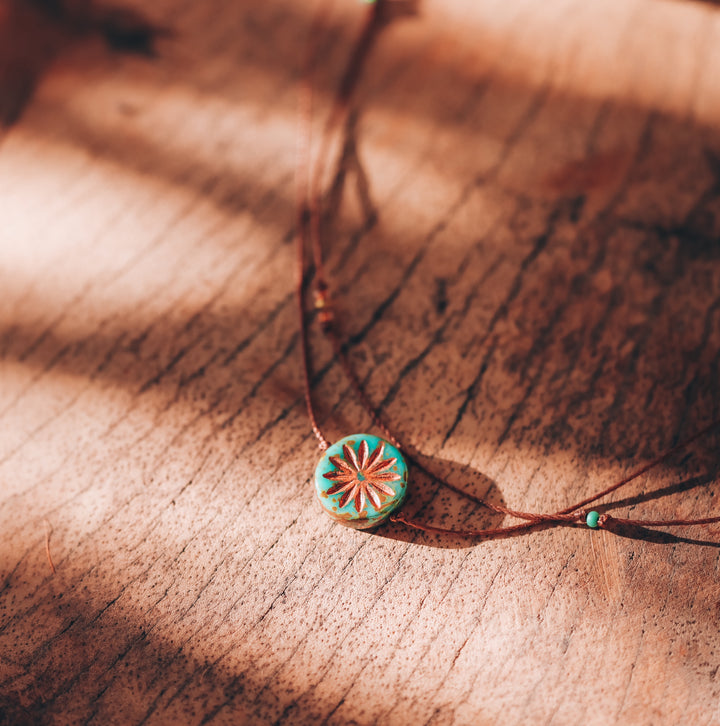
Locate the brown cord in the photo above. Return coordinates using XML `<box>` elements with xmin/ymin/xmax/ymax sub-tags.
<box><xmin>308</xmin><ymin>3</ymin><xmax>387</xmax><ymax>298</ymax></box>
<box><xmin>296</xmin><ymin>0</ymin><xmax>335</xmax><ymax>452</ymax></box>
<box><xmin>600</xmin><ymin>514</ymin><xmax>720</xmax><ymax>528</ymax></box>
<box><xmin>44</xmin><ymin>519</ymin><xmax>56</xmax><ymax>575</ymax></box>
<box><xmin>554</xmin><ymin>417</ymin><xmax>720</xmax><ymax>516</ymax></box>
<box><xmin>296</xmin><ymin>0</ymin><xmax>720</xmax><ymax>538</ymax></box>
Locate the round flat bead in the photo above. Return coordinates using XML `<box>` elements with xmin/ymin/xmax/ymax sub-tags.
<box><xmin>315</xmin><ymin>434</ymin><xmax>408</xmax><ymax>530</ymax></box>
<box><xmin>586</xmin><ymin>510</ymin><xmax>600</xmax><ymax>528</ymax></box>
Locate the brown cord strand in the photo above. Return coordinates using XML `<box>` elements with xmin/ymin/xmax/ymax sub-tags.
<box><xmin>308</xmin><ymin>3</ymin><xmax>386</xmax><ymax>295</ymax></box>
<box><xmin>297</xmin><ymin>0</ymin><xmax>384</xmax><ymax>450</ymax></box>
<box><xmin>44</xmin><ymin>519</ymin><xmax>56</xmax><ymax>575</ymax></box>
<box><xmin>390</xmin><ymin>512</ymin><xmax>572</xmax><ymax>539</ymax></box>
<box><xmin>391</xmin><ymin>511</ymin><xmax>720</xmax><ymax>539</ymax></box>
<box><xmin>296</xmin><ymin>231</ymin><xmax>330</xmax><ymax>451</ymax></box>
<box><xmin>297</xmin><ymin>0</ymin><xmax>720</xmax><ymax>538</ymax></box>
<box><xmin>600</xmin><ymin>514</ymin><xmax>720</xmax><ymax>528</ymax></box>
<box><xmin>296</xmin><ymin>0</ymin><xmax>335</xmax><ymax>451</ymax></box>
<box><xmin>556</xmin><ymin>417</ymin><xmax>720</xmax><ymax>515</ymax></box>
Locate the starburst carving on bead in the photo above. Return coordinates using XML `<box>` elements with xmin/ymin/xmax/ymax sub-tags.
<box><xmin>324</xmin><ymin>440</ymin><xmax>402</xmax><ymax>513</ymax></box>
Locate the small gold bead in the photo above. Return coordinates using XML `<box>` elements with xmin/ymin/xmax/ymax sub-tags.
<box><xmin>313</xmin><ymin>290</ymin><xmax>330</xmax><ymax>309</ymax></box>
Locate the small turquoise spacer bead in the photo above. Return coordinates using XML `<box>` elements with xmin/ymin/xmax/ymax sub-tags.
<box><xmin>586</xmin><ymin>510</ymin><xmax>600</xmax><ymax>529</ymax></box>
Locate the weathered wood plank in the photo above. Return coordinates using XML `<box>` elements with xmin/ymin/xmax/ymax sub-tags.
<box><xmin>1</xmin><ymin>0</ymin><xmax>720</xmax><ymax>724</ymax></box>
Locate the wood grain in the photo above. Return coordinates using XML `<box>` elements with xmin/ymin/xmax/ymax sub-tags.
<box><xmin>1</xmin><ymin>0</ymin><xmax>720</xmax><ymax>724</ymax></box>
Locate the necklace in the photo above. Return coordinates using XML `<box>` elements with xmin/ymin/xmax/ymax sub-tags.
<box><xmin>296</xmin><ymin>0</ymin><xmax>720</xmax><ymax>539</ymax></box>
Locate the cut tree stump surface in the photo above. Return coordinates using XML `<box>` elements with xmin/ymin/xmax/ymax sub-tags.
<box><xmin>1</xmin><ymin>0</ymin><xmax>720</xmax><ymax>724</ymax></box>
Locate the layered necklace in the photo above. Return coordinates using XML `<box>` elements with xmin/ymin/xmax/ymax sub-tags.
<box><xmin>295</xmin><ymin>0</ymin><xmax>720</xmax><ymax>539</ymax></box>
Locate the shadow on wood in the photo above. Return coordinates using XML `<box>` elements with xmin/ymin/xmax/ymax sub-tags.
<box><xmin>0</xmin><ymin>0</ymin><xmax>165</xmax><ymax>127</ymax></box>
<box><xmin>2</xmin><ymin>0</ymin><xmax>720</xmax><ymax>723</ymax></box>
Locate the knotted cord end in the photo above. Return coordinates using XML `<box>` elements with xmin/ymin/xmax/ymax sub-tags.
<box><xmin>597</xmin><ymin>513</ymin><xmax>611</xmax><ymax>528</ymax></box>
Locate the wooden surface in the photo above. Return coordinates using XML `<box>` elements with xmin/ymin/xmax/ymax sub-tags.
<box><xmin>2</xmin><ymin>0</ymin><xmax>720</xmax><ymax>724</ymax></box>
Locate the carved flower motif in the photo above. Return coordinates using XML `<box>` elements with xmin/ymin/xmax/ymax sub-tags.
<box><xmin>323</xmin><ymin>439</ymin><xmax>402</xmax><ymax>513</ymax></box>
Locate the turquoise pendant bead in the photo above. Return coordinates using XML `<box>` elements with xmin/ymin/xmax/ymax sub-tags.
<box><xmin>314</xmin><ymin>434</ymin><xmax>408</xmax><ymax>530</ymax></box>
<box><xmin>586</xmin><ymin>510</ymin><xmax>600</xmax><ymax>529</ymax></box>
